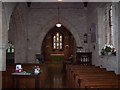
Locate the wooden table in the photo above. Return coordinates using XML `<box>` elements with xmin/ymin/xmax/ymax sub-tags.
<box><xmin>12</xmin><ymin>73</ymin><xmax>40</xmax><ymax>89</ymax></box>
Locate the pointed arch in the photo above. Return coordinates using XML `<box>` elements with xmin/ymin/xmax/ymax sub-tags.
<box><xmin>38</xmin><ymin>16</ymin><xmax>82</xmax><ymax>53</ymax></box>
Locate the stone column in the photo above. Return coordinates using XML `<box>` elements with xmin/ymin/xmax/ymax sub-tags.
<box><xmin>0</xmin><ymin>1</ymin><xmax>2</xmax><ymax>90</ymax></box>
<box><xmin>1</xmin><ymin>2</ymin><xmax>8</xmax><ymax>72</ymax></box>
<box><xmin>0</xmin><ymin>71</ymin><xmax>1</xmax><ymax>90</ymax></box>
<box><xmin>0</xmin><ymin>2</ymin><xmax>2</xmax><ymax>70</ymax></box>
<box><xmin>0</xmin><ymin>3</ymin><xmax>6</xmax><ymax>69</ymax></box>
<box><xmin>0</xmin><ymin>3</ymin><xmax>8</xmax><ymax>89</ymax></box>
<box><xmin>118</xmin><ymin>2</ymin><xmax>120</xmax><ymax>74</ymax></box>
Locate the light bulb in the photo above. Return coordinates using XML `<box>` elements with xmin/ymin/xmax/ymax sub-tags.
<box><xmin>56</xmin><ymin>23</ymin><xmax>61</xmax><ymax>27</ymax></box>
<box><xmin>57</xmin><ymin>0</ymin><xmax>63</xmax><ymax>2</ymax></box>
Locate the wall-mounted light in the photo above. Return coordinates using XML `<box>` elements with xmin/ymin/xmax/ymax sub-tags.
<box><xmin>84</xmin><ymin>33</ymin><xmax>87</xmax><ymax>43</ymax></box>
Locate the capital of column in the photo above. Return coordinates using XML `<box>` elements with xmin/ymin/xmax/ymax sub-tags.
<box><xmin>0</xmin><ymin>44</ymin><xmax>7</xmax><ymax>49</ymax></box>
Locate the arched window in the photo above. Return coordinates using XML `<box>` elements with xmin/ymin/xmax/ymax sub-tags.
<box><xmin>103</xmin><ymin>4</ymin><xmax>114</xmax><ymax>46</ymax></box>
<box><xmin>109</xmin><ymin>5</ymin><xmax>113</xmax><ymax>45</ymax></box>
<box><xmin>98</xmin><ymin>3</ymin><xmax>116</xmax><ymax>55</ymax></box>
<box><xmin>53</xmin><ymin>32</ymin><xmax>63</xmax><ymax>49</ymax></box>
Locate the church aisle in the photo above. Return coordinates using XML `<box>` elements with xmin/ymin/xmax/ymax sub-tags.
<box><xmin>45</xmin><ymin>63</ymin><xmax>69</xmax><ymax>88</ymax></box>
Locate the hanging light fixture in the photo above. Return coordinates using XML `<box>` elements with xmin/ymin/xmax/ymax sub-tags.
<box><xmin>57</xmin><ymin>0</ymin><xmax>63</xmax><ymax>2</ymax></box>
<box><xmin>56</xmin><ymin>4</ymin><xmax>62</xmax><ymax>27</ymax></box>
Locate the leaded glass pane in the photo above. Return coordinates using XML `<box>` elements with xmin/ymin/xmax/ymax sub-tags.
<box><xmin>53</xmin><ymin>32</ymin><xmax>63</xmax><ymax>49</ymax></box>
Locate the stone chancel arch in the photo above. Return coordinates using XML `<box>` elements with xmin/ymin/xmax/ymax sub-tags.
<box><xmin>37</xmin><ymin>17</ymin><xmax>82</xmax><ymax>54</ymax></box>
<box><xmin>21</xmin><ymin>2</ymin><xmax>87</xmax><ymax>63</ymax></box>
<box><xmin>6</xmin><ymin>2</ymin><xmax>85</xmax><ymax>63</ymax></box>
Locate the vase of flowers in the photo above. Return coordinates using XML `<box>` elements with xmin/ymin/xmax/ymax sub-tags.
<box><xmin>33</xmin><ymin>66</ymin><xmax>41</xmax><ymax>74</ymax></box>
<box><xmin>101</xmin><ymin>45</ymin><xmax>116</xmax><ymax>56</ymax></box>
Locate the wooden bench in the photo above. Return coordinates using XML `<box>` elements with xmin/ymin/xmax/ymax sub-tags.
<box><xmin>66</xmin><ymin>64</ymin><xmax>100</xmax><ymax>83</ymax></box>
<box><xmin>68</xmin><ymin>67</ymin><xmax>108</xmax><ymax>87</ymax></box>
<box><xmin>71</xmin><ymin>71</ymin><xmax>116</xmax><ymax>88</ymax></box>
<box><xmin>75</xmin><ymin>74</ymin><xmax>118</xmax><ymax>88</ymax></box>
<box><xmin>66</xmin><ymin>64</ymin><xmax>118</xmax><ymax>89</ymax></box>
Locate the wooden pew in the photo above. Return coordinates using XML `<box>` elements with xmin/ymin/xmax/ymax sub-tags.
<box><xmin>71</xmin><ymin>71</ymin><xmax>116</xmax><ymax>88</ymax></box>
<box><xmin>68</xmin><ymin>67</ymin><xmax>108</xmax><ymax>87</ymax></box>
<box><xmin>81</xmin><ymin>80</ymin><xmax>119</xmax><ymax>88</ymax></box>
<box><xmin>66</xmin><ymin>64</ymin><xmax>118</xmax><ymax>89</ymax></box>
<box><xmin>75</xmin><ymin>74</ymin><xmax>118</xmax><ymax>88</ymax></box>
<box><xmin>66</xmin><ymin>64</ymin><xmax>98</xmax><ymax>85</ymax></box>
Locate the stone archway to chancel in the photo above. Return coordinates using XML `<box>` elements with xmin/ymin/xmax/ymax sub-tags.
<box><xmin>39</xmin><ymin>18</ymin><xmax>82</xmax><ymax>52</ymax></box>
<box><xmin>41</xmin><ymin>25</ymin><xmax>76</xmax><ymax>64</ymax></box>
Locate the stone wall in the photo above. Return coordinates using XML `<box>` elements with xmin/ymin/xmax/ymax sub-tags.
<box><xmin>87</xmin><ymin>2</ymin><xmax>119</xmax><ymax>74</ymax></box>
<box><xmin>0</xmin><ymin>2</ymin><xmax>17</xmax><ymax>71</ymax></box>
<box><xmin>87</xmin><ymin>2</ymin><xmax>99</xmax><ymax>66</ymax></box>
<box><xmin>9</xmin><ymin>2</ymin><xmax>87</xmax><ymax>63</ymax></box>
<box><xmin>0</xmin><ymin>71</ymin><xmax>1</xmax><ymax>90</ymax></box>
<box><xmin>0</xmin><ymin>2</ymin><xmax>2</xmax><ymax>90</ymax></box>
<box><xmin>2</xmin><ymin>2</ymin><xmax>119</xmax><ymax>74</ymax></box>
<box><xmin>10</xmin><ymin>3</ymin><xmax>29</xmax><ymax>63</ymax></box>
<box><xmin>118</xmin><ymin>2</ymin><xmax>120</xmax><ymax>74</ymax></box>
<box><xmin>0</xmin><ymin>1</ymin><xmax>2</xmax><ymax>71</ymax></box>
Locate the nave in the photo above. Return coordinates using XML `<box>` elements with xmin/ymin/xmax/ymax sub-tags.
<box><xmin>2</xmin><ymin>63</ymin><xmax>119</xmax><ymax>89</ymax></box>
<box><xmin>45</xmin><ymin>63</ymin><xmax>68</xmax><ymax>88</ymax></box>
<box><xmin>1</xmin><ymin>2</ymin><xmax>120</xmax><ymax>90</ymax></box>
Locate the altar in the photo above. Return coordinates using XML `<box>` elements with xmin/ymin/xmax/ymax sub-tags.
<box><xmin>50</xmin><ymin>54</ymin><xmax>64</xmax><ymax>63</ymax></box>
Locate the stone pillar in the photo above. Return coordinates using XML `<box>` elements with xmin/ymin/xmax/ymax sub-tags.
<box><xmin>0</xmin><ymin>2</ymin><xmax>6</xmax><ymax>71</ymax></box>
<box><xmin>0</xmin><ymin>71</ymin><xmax>1</xmax><ymax>90</ymax></box>
<box><xmin>118</xmin><ymin>2</ymin><xmax>120</xmax><ymax>74</ymax></box>
<box><xmin>1</xmin><ymin>2</ymin><xmax>8</xmax><ymax>72</ymax></box>
<box><xmin>0</xmin><ymin>1</ymin><xmax>2</xmax><ymax>89</ymax></box>
<box><xmin>0</xmin><ymin>1</ymin><xmax>2</xmax><ymax>70</ymax></box>
<box><xmin>0</xmin><ymin>4</ymin><xmax>7</xmax><ymax>90</ymax></box>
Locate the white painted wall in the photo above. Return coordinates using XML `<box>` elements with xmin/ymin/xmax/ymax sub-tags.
<box><xmin>87</xmin><ymin>2</ymin><xmax>119</xmax><ymax>74</ymax></box>
<box><xmin>1</xmin><ymin>2</ymin><xmax>119</xmax><ymax>74</ymax></box>
<box><xmin>0</xmin><ymin>2</ymin><xmax>16</xmax><ymax>71</ymax></box>
<box><xmin>0</xmin><ymin>1</ymin><xmax>3</xmax><ymax>71</ymax></box>
<box><xmin>0</xmin><ymin>1</ymin><xmax>2</xmax><ymax>89</ymax></box>
<box><xmin>117</xmin><ymin>4</ymin><xmax>119</xmax><ymax>74</ymax></box>
<box><xmin>11</xmin><ymin>3</ymin><xmax>87</xmax><ymax>63</ymax></box>
<box><xmin>2</xmin><ymin>2</ymin><xmax>17</xmax><ymax>31</ymax></box>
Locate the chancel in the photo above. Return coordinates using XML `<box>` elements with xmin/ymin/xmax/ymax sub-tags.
<box><xmin>0</xmin><ymin>1</ymin><xmax>120</xmax><ymax>89</ymax></box>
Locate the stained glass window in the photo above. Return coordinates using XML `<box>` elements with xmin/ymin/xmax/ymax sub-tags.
<box><xmin>109</xmin><ymin>5</ymin><xmax>113</xmax><ymax>45</ymax></box>
<box><xmin>53</xmin><ymin>32</ymin><xmax>63</xmax><ymax>49</ymax></box>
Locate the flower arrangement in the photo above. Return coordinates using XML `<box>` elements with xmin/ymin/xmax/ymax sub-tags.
<box><xmin>15</xmin><ymin>64</ymin><xmax>23</xmax><ymax>73</ymax></box>
<box><xmin>33</xmin><ymin>66</ymin><xmax>42</xmax><ymax>74</ymax></box>
<box><xmin>101</xmin><ymin>44</ymin><xmax>116</xmax><ymax>56</ymax></box>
